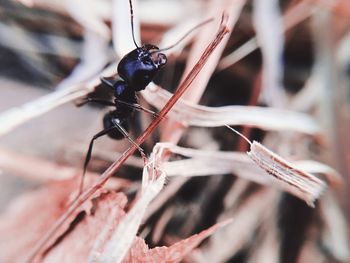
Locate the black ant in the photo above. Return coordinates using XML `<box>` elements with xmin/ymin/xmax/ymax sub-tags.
<box><xmin>77</xmin><ymin>0</ymin><xmax>212</xmax><ymax>194</ymax></box>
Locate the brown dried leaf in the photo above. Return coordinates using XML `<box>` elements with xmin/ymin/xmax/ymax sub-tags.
<box><xmin>123</xmin><ymin>219</ymin><xmax>232</xmax><ymax>263</ymax></box>
<box><xmin>43</xmin><ymin>192</ymin><xmax>127</xmax><ymax>263</ymax></box>
<box><xmin>0</xmin><ymin>178</ymin><xmax>86</xmax><ymax>263</ymax></box>
<box><xmin>99</xmin><ymin>144</ymin><xmax>167</xmax><ymax>262</ymax></box>
<box><xmin>0</xmin><ymin>173</ymin><xmax>229</xmax><ymax>263</ymax></box>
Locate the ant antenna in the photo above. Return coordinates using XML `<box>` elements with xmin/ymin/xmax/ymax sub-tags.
<box><xmin>153</xmin><ymin>17</ymin><xmax>214</xmax><ymax>54</ymax></box>
<box><xmin>128</xmin><ymin>0</ymin><xmax>140</xmax><ymax>48</ymax></box>
<box><xmin>225</xmin><ymin>125</ymin><xmax>252</xmax><ymax>146</ymax></box>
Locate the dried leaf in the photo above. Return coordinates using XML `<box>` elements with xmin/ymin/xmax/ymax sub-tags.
<box><xmin>0</xmin><ymin>178</ymin><xmax>88</xmax><ymax>263</ymax></box>
<box><xmin>44</xmin><ymin>192</ymin><xmax>127</xmax><ymax>263</ymax></box>
<box><xmin>99</xmin><ymin>145</ymin><xmax>166</xmax><ymax>263</ymax></box>
<box><xmin>123</xmin><ymin>219</ymin><xmax>232</xmax><ymax>263</ymax></box>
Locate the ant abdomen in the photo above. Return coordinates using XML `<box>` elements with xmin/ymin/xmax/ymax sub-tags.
<box><xmin>103</xmin><ymin>112</ymin><xmax>129</xmax><ymax>140</ymax></box>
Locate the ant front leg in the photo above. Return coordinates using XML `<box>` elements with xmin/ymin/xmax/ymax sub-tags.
<box><xmin>80</xmin><ymin>97</ymin><xmax>161</xmax><ymax>119</ymax></box>
<box><xmin>115</xmin><ymin>99</ymin><xmax>160</xmax><ymax>118</ymax></box>
<box><xmin>100</xmin><ymin>76</ymin><xmax>116</xmax><ymax>89</ymax></box>
<box><xmin>76</xmin><ymin>98</ymin><xmax>116</xmax><ymax>107</ymax></box>
<box><xmin>76</xmin><ymin>77</ymin><xmax>117</xmax><ymax>107</ymax></box>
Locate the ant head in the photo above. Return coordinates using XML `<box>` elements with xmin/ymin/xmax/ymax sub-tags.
<box><xmin>143</xmin><ymin>44</ymin><xmax>167</xmax><ymax>68</ymax></box>
<box><xmin>117</xmin><ymin>44</ymin><xmax>167</xmax><ymax>91</ymax></box>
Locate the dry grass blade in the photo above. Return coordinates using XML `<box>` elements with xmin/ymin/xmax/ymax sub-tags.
<box><xmin>26</xmin><ymin>14</ymin><xmax>230</xmax><ymax>262</ymax></box>
<box><xmin>16</xmin><ymin>0</ymin><xmax>110</xmax><ymax>36</ymax></box>
<box><xmin>0</xmin><ymin>63</ymin><xmax>117</xmax><ymax>137</ymax></box>
<box><xmin>56</xmin><ymin>29</ymin><xmax>110</xmax><ymax>89</ymax></box>
<box><xmin>247</xmin><ymin>141</ymin><xmax>327</xmax><ymax>207</ymax></box>
<box><xmin>253</xmin><ymin>0</ymin><xmax>285</xmax><ymax>107</ymax></box>
<box><xmin>146</xmin><ymin>142</ymin><xmax>337</xmax><ymax>205</ymax></box>
<box><xmin>142</xmin><ymin>85</ymin><xmax>320</xmax><ymax>135</ymax></box>
<box><xmin>158</xmin><ymin>143</ymin><xmax>340</xmax><ymax>185</ymax></box>
<box><xmin>0</xmin><ymin>86</ymin><xmax>89</xmax><ymax>136</ymax></box>
<box><xmin>65</xmin><ymin>0</ymin><xmax>110</xmax><ymax>38</ymax></box>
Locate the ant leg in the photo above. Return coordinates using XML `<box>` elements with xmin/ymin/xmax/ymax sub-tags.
<box><xmin>100</xmin><ymin>76</ymin><xmax>115</xmax><ymax>89</ymax></box>
<box><xmin>115</xmin><ymin>99</ymin><xmax>160</xmax><ymax>118</ymax></box>
<box><xmin>77</xmin><ymin>98</ymin><xmax>116</xmax><ymax>107</ymax></box>
<box><xmin>78</xmin><ymin>127</ymin><xmax>115</xmax><ymax>196</ymax></box>
<box><xmin>111</xmin><ymin>118</ymin><xmax>146</xmax><ymax>159</ymax></box>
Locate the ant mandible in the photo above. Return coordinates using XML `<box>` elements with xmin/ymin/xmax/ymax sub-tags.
<box><xmin>78</xmin><ymin>0</ymin><xmax>212</xmax><ymax>194</ymax></box>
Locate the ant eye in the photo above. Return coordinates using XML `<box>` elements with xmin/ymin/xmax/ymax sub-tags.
<box><xmin>157</xmin><ymin>53</ymin><xmax>167</xmax><ymax>67</ymax></box>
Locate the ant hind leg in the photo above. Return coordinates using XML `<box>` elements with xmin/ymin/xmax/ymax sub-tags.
<box><xmin>111</xmin><ymin>118</ymin><xmax>146</xmax><ymax>160</ymax></box>
<box><xmin>100</xmin><ymin>76</ymin><xmax>116</xmax><ymax>89</ymax></box>
<box><xmin>115</xmin><ymin>99</ymin><xmax>160</xmax><ymax>118</ymax></box>
<box><xmin>78</xmin><ymin>127</ymin><xmax>114</xmax><ymax>196</ymax></box>
<box><xmin>78</xmin><ymin>119</ymin><xmax>146</xmax><ymax>197</ymax></box>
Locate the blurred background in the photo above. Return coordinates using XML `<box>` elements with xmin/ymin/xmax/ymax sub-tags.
<box><xmin>0</xmin><ymin>0</ymin><xmax>350</xmax><ymax>262</ymax></box>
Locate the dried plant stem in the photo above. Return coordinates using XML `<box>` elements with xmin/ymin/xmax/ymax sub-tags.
<box><xmin>27</xmin><ymin>14</ymin><xmax>229</xmax><ymax>262</ymax></box>
<box><xmin>0</xmin><ymin>63</ymin><xmax>118</xmax><ymax>137</ymax></box>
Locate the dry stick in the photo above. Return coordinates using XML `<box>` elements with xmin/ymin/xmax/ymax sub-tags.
<box><xmin>27</xmin><ymin>14</ymin><xmax>230</xmax><ymax>263</ymax></box>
